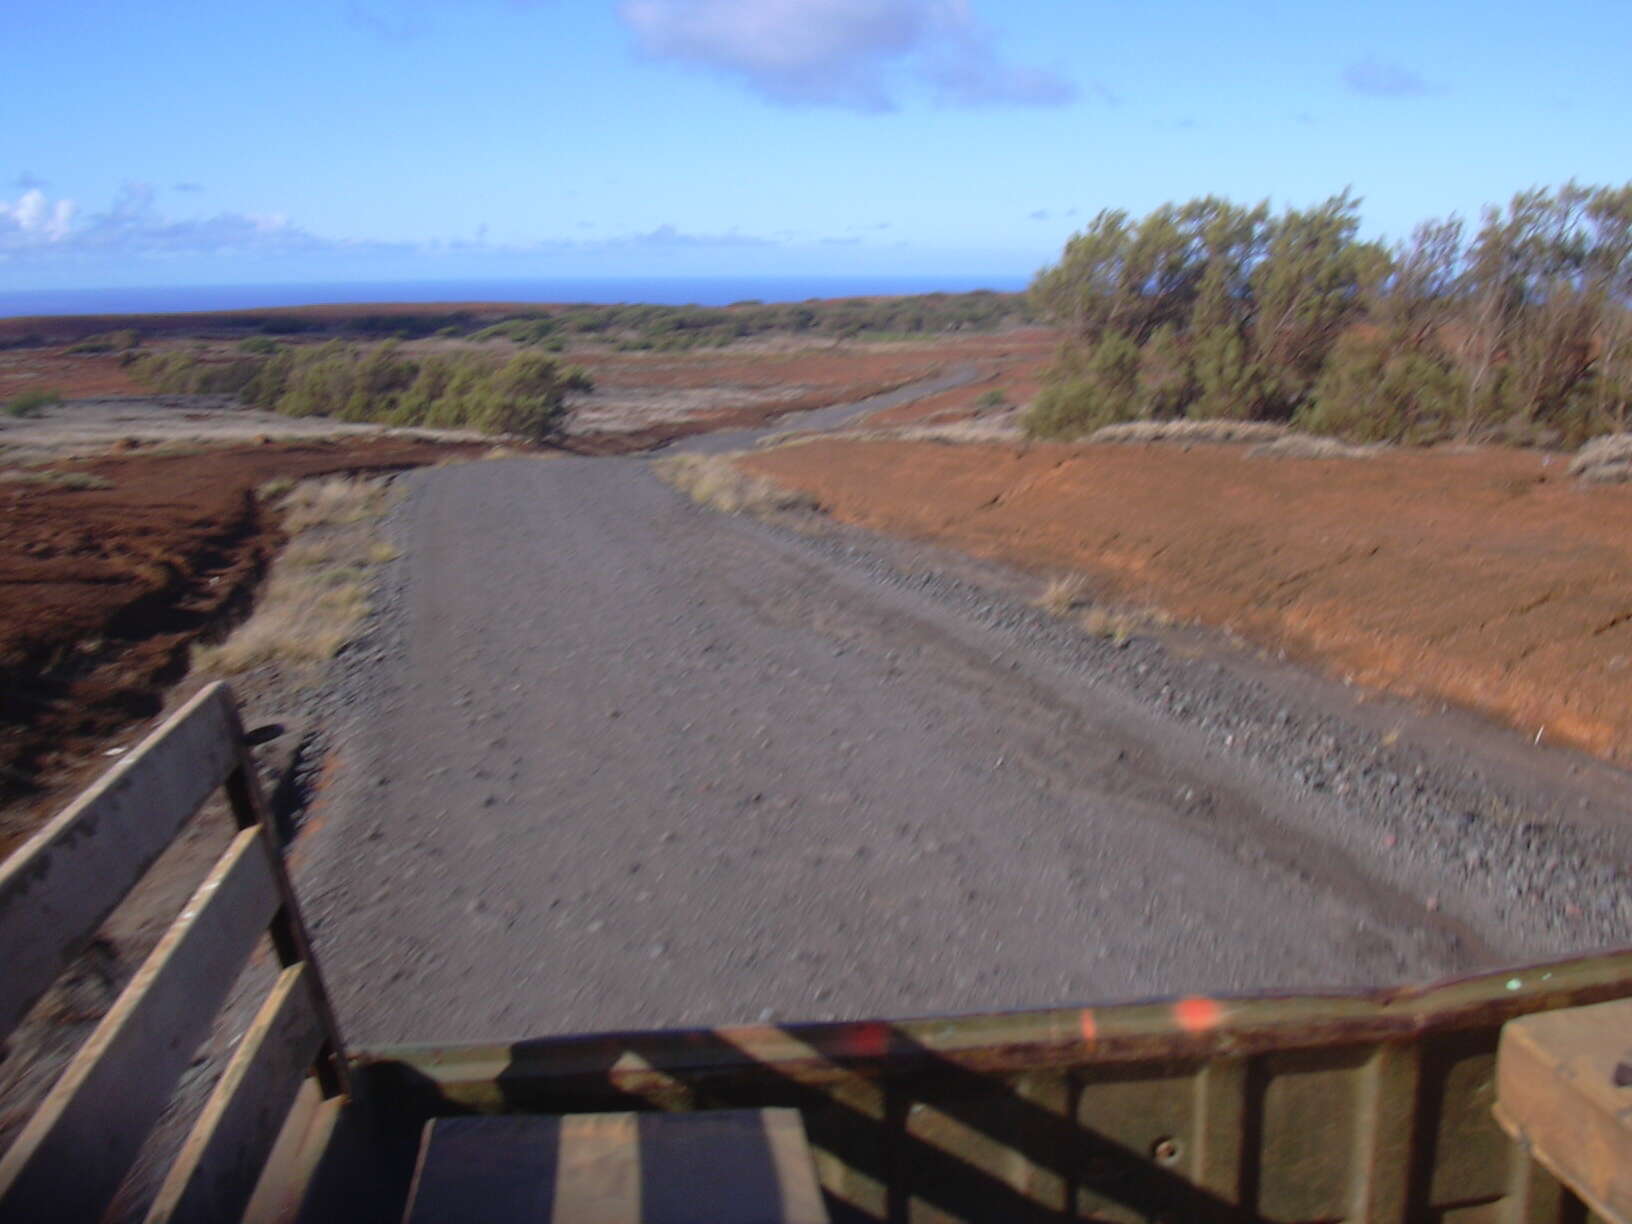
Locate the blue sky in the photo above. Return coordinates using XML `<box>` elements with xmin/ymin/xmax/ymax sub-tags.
<box><xmin>3</xmin><ymin>0</ymin><xmax>1629</xmax><ymax>293</ymax></box>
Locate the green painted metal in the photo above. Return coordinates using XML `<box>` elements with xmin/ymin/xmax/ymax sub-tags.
<box><xmin>323</xmin><ymin>950</ymin><xmax>1632</xmax><ymax>1223</ymax></box>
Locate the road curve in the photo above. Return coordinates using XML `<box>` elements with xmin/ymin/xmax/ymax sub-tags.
<box><xmin>298</xmin><ymin>453</ymin><xmax>1506</xmax><ymax>1045</ymax></box>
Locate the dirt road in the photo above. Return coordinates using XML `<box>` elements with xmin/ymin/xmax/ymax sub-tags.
<box><xmin>296</xmin><ymin>441</ymin><xmax>1632</xmax><ymax>1045</ymax></box>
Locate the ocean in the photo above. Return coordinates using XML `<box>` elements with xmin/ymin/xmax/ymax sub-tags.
<box><xmin>0</xmin><ymin>275</ymin><xmax>1030</xmax><ymax>319</ymax></box>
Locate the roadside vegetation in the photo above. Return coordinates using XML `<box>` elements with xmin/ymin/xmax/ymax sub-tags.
<box><xmin>7</xmin><ymin>290</ymin><xmax>1026</xmax><ymax>352</ymax></box>
<box><xmin>460</xmin><ymin>291</ymin><xmax>1028</xmax><ymax>351</ymax></box>
<box><xmin>192</xmin><ymin>477</ymin><xmax>397</xmax><ymax>676</ymax></box>
<box><xmin>1033</xmin><ymin>572</ymin><xmax>1173</xmax><ymax>644</ymax></box>
<box><xmin>120</xmin><ymin>292</ymin><xmax>1028</xmax><ymax>443</ymax></box>
<box><xmin>63</xmin><ymin>329</ymin><xmax>141</xmax><ymax>355</ymax></box>
<box><xmin>222</xmin><ymin>291</ymin><xmax>1023</xmax><ymax>347</ymax></box>
<box><xmin>4</xmin><ymin>389</ymin><xmax>64</xmax><ymax>418</ymax></box>
<box><xmin>653</xmin><ymin>452</ymin><xmax>818</xmax><ymax>515</ymax></box>
<box><xmin>131</xmin><ymin>343</ymin><xmax>592</xmax><ymax>443</ymax></box>
<box><xmin>0</xmin><ymin>467</ymin><xmax>111</xmax><ymax>490</ymax></box>
<box><xmin>1028</xmin><ymin>183</ymin><xmax>1632</xmax><ymax>446</ymax></box>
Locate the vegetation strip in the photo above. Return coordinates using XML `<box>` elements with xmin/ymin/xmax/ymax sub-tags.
<box><xmin>1027</xmin><ymin>183</ymin><xmax>1632</xmax><ymax>446</ymax></box>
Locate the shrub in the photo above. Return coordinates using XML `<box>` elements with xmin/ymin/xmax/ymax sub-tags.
<box><xmin>1029</xmin><ymin>183</ymin><xmax>1632</xmax><ymax>446</ymax></box>
<box><xmin>1188</xmin><ymin>325</ymin><xmax>1265</xmax><ymax>420</ymax></box>
<box><xmin>4</xmin><ymin>389</ymin><xmax>64</xmax><ymax>418</ymax></box>
<box><xmin>469</xmin><ymin>352</ymin><xmax>593</xmax><ymax>443</ymax></box>
<box><xmin>129</xmin><ymin>341</ymin><xmax>594</xmax><ymax>442</ymax></box>
<box><xmin>1023</xmin><ymin>333</ymin><xmax>1143</xmax><ymax>438</ymax></box>
<box><xmin>1298</xmin><ymin>332</ymin><xmax>1465</xmax><ymax>443</ymax></box>
<box><xmin>64</xmin><ymin>329</ymin><xmax>140</xmax><ymax>355</ymax></box>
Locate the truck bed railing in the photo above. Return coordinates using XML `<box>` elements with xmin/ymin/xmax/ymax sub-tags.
<box><xmin>347</xmin><ymin>946</ymin><xmax>1632</xmax><ymax>1223</ymax></box>
<box><xmin>0</xmin><ymin>682</ymin><xmax>348</xmax><ymax>1223</ymax></box>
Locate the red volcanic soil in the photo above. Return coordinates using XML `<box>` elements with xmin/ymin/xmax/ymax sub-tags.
<box><xmin>852</xmin><ymin>329</ymin><xmax>1057</xmax><ymax>427</ymax></box>
<box><xmin>0</xmin><ymin>346</ymin><xmax>149</xmax><ymax>399</ymax></box>
<box><xmin>742</xmin><ymin>438</ymin><xmax>1632</xmax><ymax>766</ymax></box>
<box><xmin>0</xmin><ymin>437</ymin><xmax>483</xmax><ymax>841</ymax></box>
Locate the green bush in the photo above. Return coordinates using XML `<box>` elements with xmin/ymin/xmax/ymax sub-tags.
<box><xmin>130</xmin><ymin>341</ymin><xmax>594</xmax><ymax>441</ymax></box>
<box><xmin>1029</xmin><ymin>182</ymin><xmax>1632</xmax><ymax>444</ymax></box>
<box><xmin>1298</xmin><ymin>332</ymin><xmax>1465</xmax><ymax>443</ymax></box>
<box><xmin>1024</xmin><ymin>335</ymin><xmax>1143</xmax><ymax>437</ymax></box>
<box><xmin>4</xmin><ymin>388</ymin><xmax>64</xmax><ymax>418</ymax></box>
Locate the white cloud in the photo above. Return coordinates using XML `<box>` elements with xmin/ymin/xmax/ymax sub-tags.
<box><xmin>0</xmin><ymin>181</ymin><xmax>811</xmax><ymax>268</ymax></box>
<box><xmin>618</xmin><ymin>222</ymin><xmax>775</xmax><ymax>248</ymax></box>
<box><xmin>0</xmin><ymin>182</ymin><xmax>402</xmax><ymax>262</ymax></box>
<box><xmin>1</xmin><ymin>189</ymin><xmax>76</xmax><ymax>244</ymax></box>
<box><xmin>2</xmin><ymin>179</ymin><xmax>926</xmax><ymax>273</ymax></box>
<box><xmin>618</xmin><ymin>0</ymin><xmax>1076</xmax><ymax>111</ymax></box>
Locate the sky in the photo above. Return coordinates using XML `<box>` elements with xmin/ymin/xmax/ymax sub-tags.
<box><xmin>3</xmin><ymin>0</ymin><xmax>1630</xmax><ymax>294</ymax></box>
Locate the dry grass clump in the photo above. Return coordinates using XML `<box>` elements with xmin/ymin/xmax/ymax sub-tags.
<box><xmin>0</xmin><ymin>468</ymin><xmax>112</xmax><ymax>490</ymax></box>
<box><xmin>143</xmin><ymin>439</ymin><xmax>216</xmax><ymax>458</ymax></box>
<box><xmin>1086</xmin><ymin>420</ymin><xmax>1287</xmax><ymax>446</ymax></box>
<box><xmin>890</xmin><ymin>418</ymin><xmax>1025</xmax><ymax>445</ymax></box>
<box><xmin>1080</xmin><ymin>603</ymin><xmax>1174</xmax><ymax>643</ymax></box>
<box><xmin>280</xmin><ymin>477</ymin><xmax>392</xmax><ymax>532</ymax></box>
<box><xmin>1570</xmin><ymin>433</ymin><xmax>1632</xmax><ymax>484</ymax></box>
<box><xmin>653</xmin><ymin>452</ymin><xmax>818</xmax><ymax>515</ymax></box>
<box><xmin>1249</xmin><ymin>434</ymin><xmax>1381</xmax><ymax>461</ymax></box>
<box><xmin>192</xmin><ymin>476</ymin><xmax>398</xmax><ymax>676</ymax></box>
<box><xmin>757</xmin><ymin>416</ymin><xmax>1024</xmax><ymax>451</ymax></box>
<box><xmin>1036</xmin><ymin>573</ymin><xmax>1091</xmax><ymax>615</ymax></box>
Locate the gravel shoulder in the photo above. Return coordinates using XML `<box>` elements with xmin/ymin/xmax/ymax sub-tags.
<box><xmin>293</xmin><ymin>450</ymin><xmax>1632</xmax><ymax>1046</ymax></box>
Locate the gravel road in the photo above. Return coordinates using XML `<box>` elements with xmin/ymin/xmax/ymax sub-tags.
<box><xmin>296</xmin><ymin>428</ymin><xmax>1632</xmax><ymax>1045</ymax></box>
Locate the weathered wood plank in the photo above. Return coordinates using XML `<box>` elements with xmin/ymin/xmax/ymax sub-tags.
<box><xmin>555</xmin><ymin>1112</ymin><xmax>641</xmax><ymax>1224</ymax></box>
<box><xmin>1495</xmin><ymin>997</ymin><xmax>1632</xmax><ymax>1223</ymax></box>
<box><xmin>403</xmin><ymin>1109</ymin><xmax>831</xmax><ymax>1223</ymax></box>
<box><xmin>761</xmin><ymin>1107</ymin><xmax>833</xmax><ymax>1224</ymax></box>
<box><xmin>0</xmin><ymin>826</ymin><xmax>280</xmax><ymax>1222</ymax></box>
<box><xmin>241</xmin><ymin>1085</ymin><xmax>344</xmax><ymax>1224</ymax></box>
<box><xmin>0</xmin><ymin>682</ymin><xmax>239</xmax><ymax>1041</ymax></box>
<box><xmin>146</xmin><ymin>963</ymin><xmax>326</xmax><ymax>1224</ymax></box>
<box><xmin>223</xmin><ymin>721</ymin><xmax>351</xmax><ymax>1098</ymax></box>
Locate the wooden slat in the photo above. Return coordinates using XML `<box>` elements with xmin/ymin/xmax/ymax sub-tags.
<box><xmin>761</xmin><ymin>1108</ymin><xmax>832</xmax><ymax>1224</ymax></box>
<box><xmin>0</xmin><ymin>682</ymin><xmax>239</xmax><ymax>1040</ymax></box>
<box><xmin>243</xmin><ymin>1086</ymin><xmax>344</xmax><ymax>1224</ymax></box>
<box><xmin>147</xmin><ymin>963</ymin><xmax>327</xmax><ymax>1224</ymax></box>
<box><xmin>1495</xmin><ymin>998</ymin><xmax>1632</xmax><ymax>1222</ymax></box>
<box><xmin>0</xmin><ymin>826</ymin><xmax>280</xmax><ymax>1222</ymax></box>
<box><xmin>222</xmin><ymin>723</ymin><xmax>350</xmax><ymax>1099</ymax></box>
<box><xmin>555</xmin><ymin>1112</ymin><xmax>643</xmax><ymax>1224</ymax></box>
<box><xmin>403</xmin><ymin>1109</ymin><xmax>831</xmax><ymax>1223</ymax></box>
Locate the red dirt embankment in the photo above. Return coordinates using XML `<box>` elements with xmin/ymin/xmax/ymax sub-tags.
<box><xmin>0</xmin><ymin>437</ymin><xmax>482</xmax><ymax>833</ymax></box>
<box><xmin>741</xmin><ymin>439</ymin><xmax>1632</xmax><ymax>765</ymax></box>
